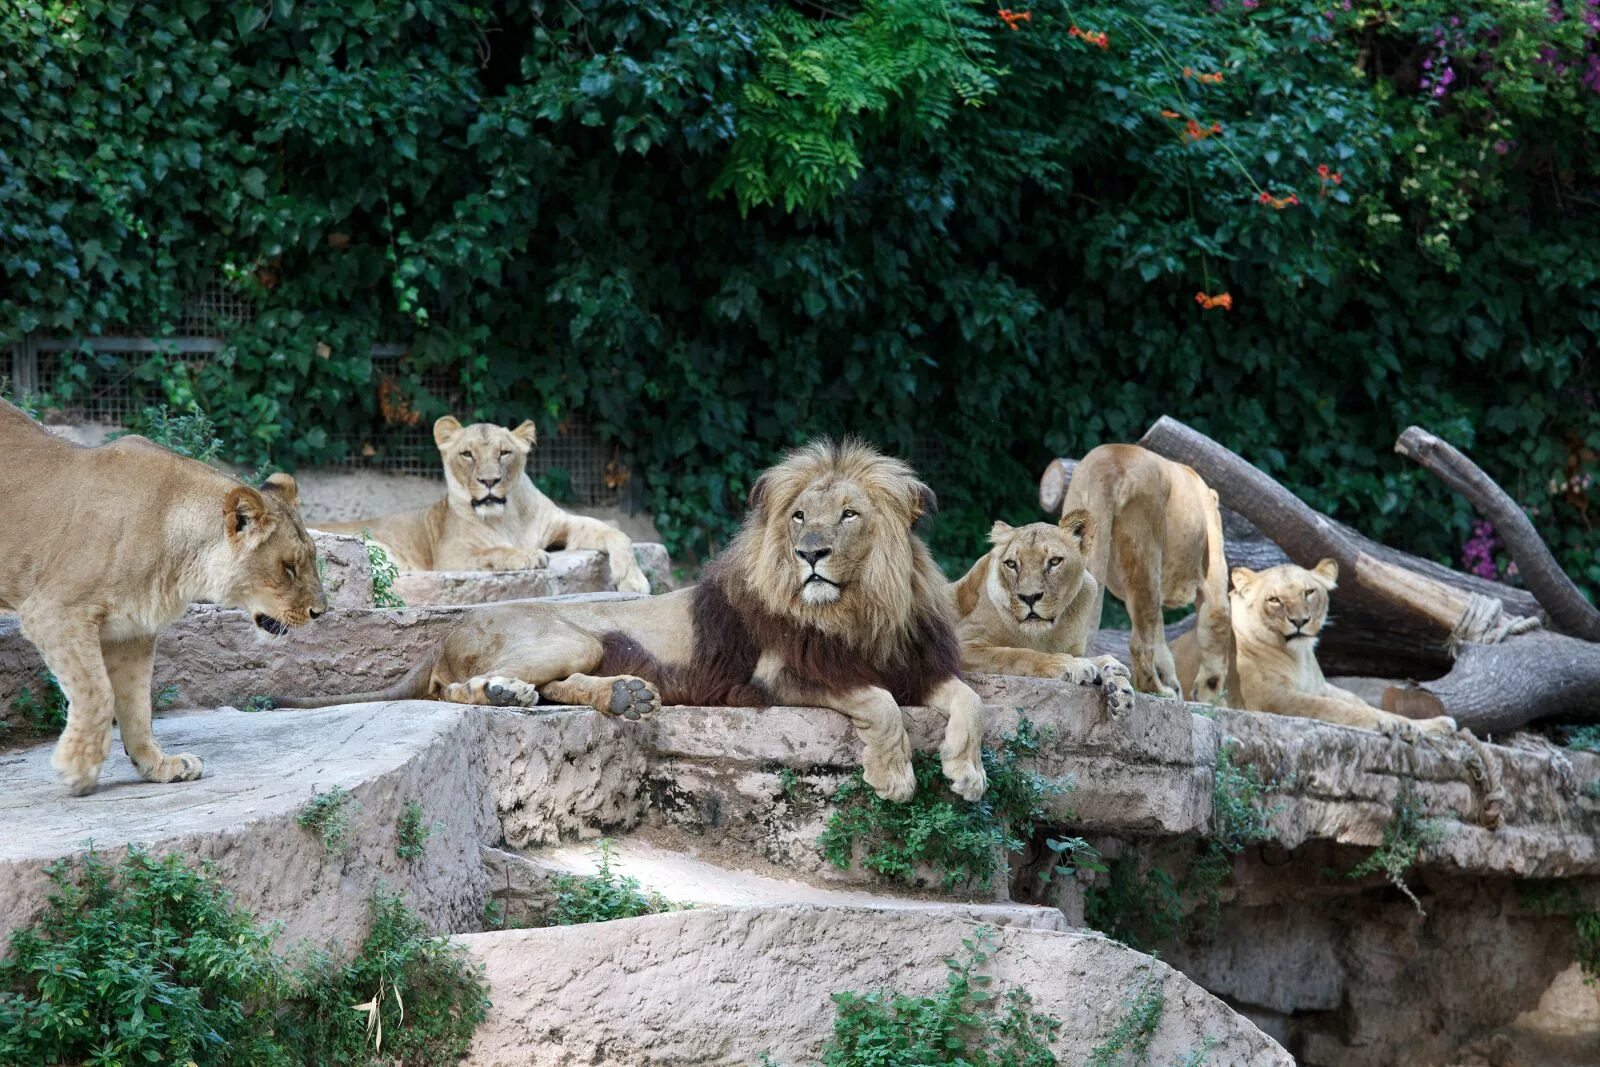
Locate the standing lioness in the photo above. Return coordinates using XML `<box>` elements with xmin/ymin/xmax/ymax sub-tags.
<box><xmin>0</xmin><ymin>399</ymin><xmax>328</xmax><ymax>794</ymax></box>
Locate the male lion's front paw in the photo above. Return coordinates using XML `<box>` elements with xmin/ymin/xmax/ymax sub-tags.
<box><xmin>604</xmin><ymin>677</ymin><xmax>660</xmax><ymax>721</ymax></box>
<box><xmin>1100</xmin><ymin>663</ymin><xmax>1136</xmax><ymax>717</ymax></box>
<box><xmin>866</xmin><ymin>758</ymin><xmax>917</xmax><ymax>804</ymax></box>
<box><xmin>145</xmin><ymin>752</ymin><xmax>205</xmax><ymax>784</ymax></box>
<box><xmin>485</xmin><ymin>677</ymin><xmax>541</xmax><ymax>709</ymax></box>
<box><xmin>944</xmin><ymin>757</ymin><xmax>988</xmax><ymax>802</ymax></box>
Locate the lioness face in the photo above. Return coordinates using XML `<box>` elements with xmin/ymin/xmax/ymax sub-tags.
<box><xmin>1231</xmin><ymin>559</ymin><xmax>1338</xmax><ymax>645</ymax></box>
<box><xmin>987</xmin><ymin>512</ymin><xmax>1092</xmax><ymax>631</ymax></box>
<box><xmin>221</xmin><ymin>474</ymin><xmax>329</xmax><ymax>636</ymax></box>
<box><xmin>434</xmin><ymin>416</ymin><xmax>539</xmax><ymax>516</ymax></box>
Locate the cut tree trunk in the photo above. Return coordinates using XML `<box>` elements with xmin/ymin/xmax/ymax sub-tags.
<box><xmin>1383</xmin><ymin>629</ymin><xmax>1600</xmax><ymax>735</ymax></box>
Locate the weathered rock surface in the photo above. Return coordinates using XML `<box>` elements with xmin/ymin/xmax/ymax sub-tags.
<box><xmin>457</xmin><ymin>905</ymin><xmax>1290</xmax><ymax>1067</ymax></box>
<box><xmin>392</xmin><ymin>542</ymin><xmax>673</xmax><ymax>605</ymax></box>
<box><xmin>311</xmin><ymin>531</ymin><xmax>376</xmax><ymax>610</ymax></box>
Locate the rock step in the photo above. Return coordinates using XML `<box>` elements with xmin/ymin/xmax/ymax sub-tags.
<box><xmin>455</xmin><ymin>904</ymin><xmax>1291</xmax><ymax>1067</ymax></box>
<box><xmin>486</xmin><ymin>838</ymin><xmax>1065</xmax><ymax>929</ymax></box>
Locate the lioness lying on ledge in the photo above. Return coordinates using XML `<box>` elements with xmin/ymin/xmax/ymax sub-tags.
<box><xmin>952</xmin><ymin>516</ymin><xmax>1135</xmax><ymax>716</ymax></box>
<box><xmin>0</xmin><ymin>398</ymin><xmax>328</xmax><ymax>794</ymax></box>
<box><xmin>1176</xmin><ymin>559</ymin><xmax>1457</xmax><ymax>737</ymax></box>
<box><xmin>316</xmin><ymin>416</ymin><xmax>650</xmax><ymax>594</ymax></box>
<box><xmin>282</xmin><ymin>439</ymin><xmax>986</xmax><ymax>803</ymax></box>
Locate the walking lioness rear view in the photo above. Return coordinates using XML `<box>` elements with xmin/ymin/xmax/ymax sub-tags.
<box><xmin>0</xmin><ymin>399</ymin><xmax>328</xmax><ymax>795</ymax></box>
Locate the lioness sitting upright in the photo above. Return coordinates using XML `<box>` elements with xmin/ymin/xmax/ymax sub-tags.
<box><xmin>1177</xmin><ymin>559</ymin><xmax>1457</xmax><ymax>737</ymax></box>
<box><xmin>0</xmin><ymin>398</ymin><xmax>328</xmax><ymax>795</ymax></box>
<box><xmin>1061</xmin><ymin>443</ymin><xmax>1231</xmax><ymax>704</ymax></box>
<box><xmin>952</xmin><ymin>515</ymin><xmax>1135</xmax><ymax>715</ymax></box>
<box><xmin>317</xmin><ymin>416</ymin><xmax>651</xmax><ymax>594</ymax></box>
<box><xmin>282</xmin><ymin>439</ymin><xmax>985</xmax><ymax>803</ymax></box>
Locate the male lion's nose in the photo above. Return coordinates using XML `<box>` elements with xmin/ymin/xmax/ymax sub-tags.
<box><xmin>797</xmin><ymin>548</ymin><xmax>832</xmax><ymax>567</ymax></box>
<box><xmin>1018</xmin><ymin>592</ymin><xmax>1044</xmax><ymax>608</ymax></box>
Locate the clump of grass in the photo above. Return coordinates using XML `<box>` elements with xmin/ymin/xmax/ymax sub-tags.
<box><xmin>9</xmin><ymin>669</ymin><xmax>67</xmax><ymax>733</ymax></box>
<box><xmin>819</xmin><ymin>717</ymin><xmax>1064</xmax><ymax>891</ymax></box>
<box><xmin>396</xmin><ymin>799</ymin><xmax>435</xmax><ymax>861</ymax></box>
<box><xmin>816</xmin><ymin>927</ymin><xmax>1061</xmax><ymax>1066</ymax></box>
<box><xmin>115</xmin><ymin>402</ymin><xmax>225</xmax><ymax>464</ymax></box>
<box><xmin>362</xmin><ymin>532</ymin><xmax>406</xmax><ymax>609</ymax></box>
<box><xmin>1087</xmin><ymin>970</ymin><xmax>1166</xmax><ymax>1067</ymax></box>
<box><xmin>542</xmin><ymin>839</ymin><xmax>674</xmax><ymax>926</ymax></box>
<box><xmin>297</xmin><ymin>786</ymin><xmax>358</xmax><ymax>855</ymax></box>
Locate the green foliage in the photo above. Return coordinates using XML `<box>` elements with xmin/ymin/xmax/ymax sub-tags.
<box><xmin>115</xmin><ymin>402</ymin><xmax>225</xmax><ymax>464</ymax></box>
<box><xmin>1562</xmin><ymin>725</ymin><xmax>1600</xmax><ymax>754</ymax></box>
<box><xmin>9</xmin><ymin>669</ymin><xmax>67</xmax><ymax>734</ymax></box>
<box><xmin>363</xmin><ymin>532</ymin><xmax>406</xmax><ymax>610</ymax></box>
<box><xmin>154</xmin><ymin>683</ymin><xmax>181</xmax><ymax>710</ymax></box>
<box><xmin>1084</xmin><ymin>853</ymin><xmax>1187</xmax><ymax>952</ymax></box>
<box><xmin>0</xmin><ymin>848</ymin><xmax>487</xmax><ymax>1065</ymax></box>
<box><xmin>1342</xmin><ymin>780</ymin><xmax>1442</xmax><ymax>915</ymax></box>
<box><xmin>3</xmin><ymin>0</ymin><xmax>1596</xmax><ymax>588</ymax></box>
<box><xmin>819</xmin><ymin>717</ymin><xmax>1058</xmax><ymax>890</ymax></box>
<box><xmin>243</xmin><ymin>695</ymin><xmax>277</xmax><ymax>713</ymax></box>
<box><xmin>296</xmin><ymin>786</ymin><xmax>357</xmax><ymax>855</ymax></box>
<box><xmin>274</xmin><ymin>888</ymin><xmax>489</xmax><ymax>1066</ymax></box>
<box><xmin>816</xmin><ymin>927</ymin><xmax>1060</xmax><ymax>1067</ymax></box>
<box><xmin>542</xmin><ymin>840</ymin><xmax>674</xmax><ymax>926</ymax></box>
<box><xmin>0</xmin><ymin>378</ymin><xmax>41</xmax><ymax>420</ymax></box>
<box><xmin>1087</xmin><ymin>970</ymin><xmax>1166</xmax><ymax>1067</ymax></box>
<box><xmin>395</xmin><ymin>798</ymin><xmax>434</xmax><ymax>862</ymax></box>
<box><xmin>1516</xmin><ymin>881</ymin><xmax>1600</xmax><ymax>981</ymax></box>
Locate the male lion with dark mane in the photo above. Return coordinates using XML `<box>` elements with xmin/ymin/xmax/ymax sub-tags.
<box><xmin>281</xmin><ymin>439</ymin><xmax>985</xmax><ymax>802</ymax></box>
<box><xmin>0</xmin><ymin>398</ymin><xmax>328</xmax><ymax>795</ymax></box>
<box><xmin>317</xmin><ymin>415</ymin><xmax>650</xmax><ymax>594</ymax></box>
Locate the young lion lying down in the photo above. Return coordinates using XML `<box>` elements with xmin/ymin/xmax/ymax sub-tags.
<box><xmin>951</xmin><ymin>516</ymin><xmax>1135</xmax><ymax>715</ymax></box>
<box><xmin>1176</xmin><ymin>559</ymin><xmax>1457</xmax><ymax>737</ymax></box>
<box><xmin>0</xmin><ymin>398</ymin><xmax>329</xmax><ymax>794</ymax></box>
<box><xmin>282</xmin><ymin>439</ymin><xmax>986</xmax><ymax>803</ymax></box>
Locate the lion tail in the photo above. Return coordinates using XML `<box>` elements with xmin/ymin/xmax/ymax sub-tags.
<box><xmin>270</xmin><ymin>653</ymin><xmax>437</xmax><ymax>710</ymax></box>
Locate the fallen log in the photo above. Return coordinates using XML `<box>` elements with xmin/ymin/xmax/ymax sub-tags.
<box><xmin>1396</xmin><ymin>426</ymin><xmax>1600</xmax><ymax>642</ymax></box>
<box><xmin>1383</xmin><ymin>629</ymin><xmax>1600</xmax><ymax>735</ymax></box>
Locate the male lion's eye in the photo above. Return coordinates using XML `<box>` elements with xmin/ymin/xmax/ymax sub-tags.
<box><xmin>841</xmin><ymin>509</ymin><xmax>858</xmax><ymax>521</ymax></box>
<box><xmin>792</xmin><ymin>510</ymin><xmax>804</xmax><ymax>523</ymax></box>
<box><xmin>1003</xmin><ymin>559</ymin><xmax>1018</xmax><ymax>571</ymax></box>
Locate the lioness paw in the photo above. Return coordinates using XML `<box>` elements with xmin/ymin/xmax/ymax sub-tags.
<box><xmin>1419</xmin><ymin>715</ymin><xmax>1459</xmax><ymax>736</ymax></box>
<box><xmin>1100</xmin><ymin>664</ymin><xmax>1135</xmax><ymax>718</ymax></box>
<box><xmin>604</xmin><ymin>677</ymin><xmax>659</xmax><ymax>721</ymax></box>
<box><xmin>1059</xmin><ymin>660</ymin><xmax>1099</xmax><ymax>687</ymax></box>
<box><xmin>145</xmin><ymin>751</ymin><xmax>205</xmax><ymax>784</ymax></box>
<box><xmin>617</xmin><ymin>568</ymin><xmax>651</xmax><ymax>595</ymax></box>
<box><xmin>52</xmin><ymin>731</ymin><xmax>110</xmax><ymax>796</ymax></box>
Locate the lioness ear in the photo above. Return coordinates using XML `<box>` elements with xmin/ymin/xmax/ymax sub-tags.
<box><xmin>259</xmin><ymin>472</ymin><xmax>299</xmax><ymax>508</ymax></box>
<box><xmin>433</xmin><ymin>416</ymin><xmax>463</xmax><ymax>449</ymax></box>
<box><xmin>1059</xmin><ymin>508</ymin><xmax>1094</xmax><ymax>551</ymax></box>
<box><xmin>224</xmin><ymin>486</ymin><xmax>271</xmax><ymax>542</ymax></box>
<box><xmin>1312</xmin><ymin>557</ymin><xmax>1339</xmax><ymax>589</ymax></box>
<box><xmin>510</xmin><ymin>420</ymin><xmax>538</xmax><ymax>451</ymax></box>
<box><xmin>988</xmin><ymin>520</ymin><xmax>1014</xmax><ymax>546</ymax></box>
<box><xmin>1230</xmin><ymin>566</ymin><xmax>1258</xmax><ymax>596</ymax></box>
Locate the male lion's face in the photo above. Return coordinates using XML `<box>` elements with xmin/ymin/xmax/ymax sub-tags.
<box><xmin>987</xmin><ymin>513</ymin><xmax>1092</xmax><ymax>631</ymax></box>
<box><xmin>787</xmin><ymin>479</ymin><xmax>875</xmax><ymax>606</ymax></box>
<box><xmin>220</xmin><ymin>474</ymin><xmax>329</xmax><ymax>636</ymax></box>
<box><xmin>1231</xmin><ymin>559</ymin><xmax>1338</xmax><ymax>645</ymax></box>
<box><xmin>434</xmin><ymin>415</ymin><xmax>538</xmax><ymax>516</ymax></box>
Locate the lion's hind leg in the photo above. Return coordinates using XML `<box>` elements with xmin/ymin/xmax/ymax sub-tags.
<box><xmin>435</xmin><ymin>616</ymin><xmax>660</xmax><ymax>720</ymax></box>
<box><xmin>441</xmin><ymin>676</ymin><xmax>542</xmax><ymax>708</ymax></box>
<box><xmin>541</xmin><ymin>674</ymin><xmax>661</xmax><ymax>721</ymax></box>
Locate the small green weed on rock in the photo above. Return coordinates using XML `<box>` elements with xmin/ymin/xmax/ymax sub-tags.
<box><xmin>362</xmin><ymin>532</ymin><xmax>406</xmax><ymax>609</ymax></box>
<box><xmin>297</xmin><ymin>786</ymin><xmax>357</xmax><ymax>855</ymax></box>
<box><xmin>1342</xmin><ymin>778</ymin><xmax>1441</xmax><ymax>914</ymax></box>
<box><xmin>396</xmin><ymin>798</ymin><xmax>436</xmax><ymax>861</ymax></box>
<box><xmin>1086</xmin><ymin>970</ymin><xmax>1166</xmax><ymax>1067</ymax></box>
<box><xmin>542</xmin><ymin>839</ymin><xmax>675</xmax><ymax>926</ymax></box>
